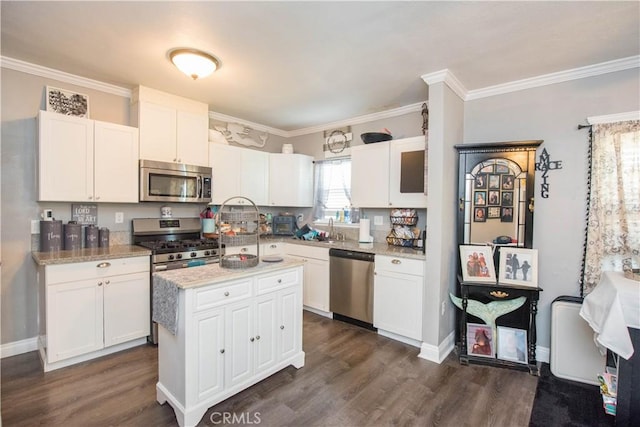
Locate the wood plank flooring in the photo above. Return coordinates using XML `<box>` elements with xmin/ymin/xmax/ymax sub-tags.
<box><xmin>1</xmin><ymin>312</ymin><xmax>538</xmax><ymax>426</ymax></box>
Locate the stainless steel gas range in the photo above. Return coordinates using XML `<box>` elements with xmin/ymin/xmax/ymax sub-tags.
<box><xmin>132</xmin><ymin>217</ymin><xmax>225</xmax><ymax>343</ymax></box>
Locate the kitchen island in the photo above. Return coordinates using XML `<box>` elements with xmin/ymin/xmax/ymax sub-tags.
<box><xmin>153</xmin><ymin>258</ymin><xmax>305</xmax><ymax>427</ymax></box>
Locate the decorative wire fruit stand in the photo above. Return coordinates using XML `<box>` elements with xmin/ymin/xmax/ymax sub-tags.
<box><xmin>217</xmin><ymin>196</ymin><xmax>260</xmax><ymax>268</ymax></box>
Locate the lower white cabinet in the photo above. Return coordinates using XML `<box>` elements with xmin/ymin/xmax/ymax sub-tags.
<box><xmin>374</xmin><ymin>255</ymin><xmax>424</xmax><ymax>342</ymax></box>
<box><xmin>38</xmin><ymin>256</ymin><xmax>150</xmax><ymax>371</ymax></box>
<box><xmin>285</xmin><ymin>245</ymin><xmax>330</xmax><ymax>314</ymax></box>
<box><xmin>157</xmin><ymin>265</ymin><xmax>304</xmax><ymax>427</ymax></box>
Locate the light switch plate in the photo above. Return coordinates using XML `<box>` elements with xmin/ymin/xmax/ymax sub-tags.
<box><xmin>115</xmin><ymin>212</ymin><xmax>124</xmax><ymax>224</ymax></box>
<box><xmin>31</xmin><ymin>220</ymin><xmax>40</xmax><ymax>234</ymax></box>
<box><xmin>374</xmin><ymin>215</ymin><xmax>383</xmax><ymax>226</ymax></box>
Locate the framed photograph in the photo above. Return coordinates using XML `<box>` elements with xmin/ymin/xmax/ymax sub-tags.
<box><xmin>487</xmin><ymin>206</ymin><xmax>501</xmax><ymax>219</ymax></box>
<box><xmin>474</xmin><ymin>173</ymin><xmax>488</xmax><ymax>189</ymax></box>
<box><xmin>467</xmin><ymin>323</ymin><xmax>494</xmax><ymax>358</ymax></box>
<box><xmin>498</xmin><ymin>247</ymin><xmax>538</xmax><ymax>287</ymax></box>
<box><xmin>480</xmin><ymin>164</ymin><xmax>494</xmax><ymax>174</ymax></box>
<box><xmin>501</xmin><ymin>191</ymin><xmax>513</xmax><ymax>206</ymax></box>
<box><xmin>501</xmin><ymin>174</ymin><xmax>514</xmax><ymax>190</ymax></box>
<box><xmin>45</xmin><ymin>86</ymin><xmax>90</xmax><ymax>118</ymax></box>
<box><xmin>459</xmin><ymin>245</ymin><xmax>496</xmax><ymax>283</ymax></box>
<box><xmin>501</xmin><ymin>207</ymin><xmax>513</xmax><ymax>223</ymax></box>
<box><xmin>495</xmin><ymin>164</ymin><xmax>510</xmax><ymax>174</ymax></box>
<box><xmin>488</xmin><ymin>174</ymin><xmax>501</xmax><ymax>189</ymax></box>
<box><xmin>474</xmin><ymin>191</ymin><xmax>487</xmax><ymax>206</ymax></box>
<box><xmin>488</xmin><ymin>190</ymin><xmax>500</xmax><ymax>206</ymax></box>
<box><xmin>497</xmin><ymin>326</ymin><xmax>528</xmax><ymax>364</ymax></box>
<box><xmin>473</xmin><ymin>207</ymin><xmax>486</xmax><ymax>222</ymax></box>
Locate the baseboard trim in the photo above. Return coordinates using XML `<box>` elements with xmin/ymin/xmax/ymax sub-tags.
<box><xmin>1</xmin><ymin>336</ymin><xmax>38</xmax><ymax>358</ymax></box>
<box><xmin>303</xmin><ymin>306</ymin><xmax>333</xmax><ymax>319</ymax></box>
<box><xmin>377</xmin><ymin>329</ymin><xmax>422</xmax><ymax>348</ymax></box>
<box><xmin>537</xmin><ymin>345</ymin><xmax>550</xmax><ymax>364</ymax></box>
<box><xmin>418</xmin><ymin>331</ymin><xmax>455</xmax><ymax>364</ymax></box>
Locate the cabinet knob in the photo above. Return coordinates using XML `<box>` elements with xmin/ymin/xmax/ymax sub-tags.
<box><xmin>270</xmin><ymin>244</ymin><xmax>277</xmax><ymax>249</ymax></box>
<box><xmin>280</xmin><ymin>325</ymin><xmax>285</xmax><ymax>330</ymax></box>
<box><xmin>88</xmin><ymin>196</ymin><xmax>93</xmax><ymax>200</ymax></box>
<box><xmin>220</xmin><ymin>349</ymin><xmax>225</xmax><ymax>354</ymax></box>
<box><xmin>173</xmin><ymin>158</ymin><xmax>177</xmax><ymax>162</ymax></box>
<box><xmin>250</xmin><ymin>337</ymin><xmax>255</xmax><ymax>342</ymax></box>
<box><xmin>277</xmin><ymin>279</ymin><xmax>282</xmax><ymax>283</ymax></box>
<box><xmin>105</xmin><ymin>280</ymin><xmax>110</xmax><ymax>285</ymax></box>
<box><xmin>241</xmin><ymin>248</ymin><xmax>247</xmax><ymax>253</ymax></box>
<box><xmin>224</xmin><ymin>291</ymin><xmax>230</xmax><ymax>297</ymax></box>
<box><xmin>256</xmin><ymin>335</ymin><xmax>261</xmax><ymax>340</ymax></box>
<box><xmin>95</xmin><ymin>196</ymin><xmax>100</xmax><ymax>201</ymax></box>
<box><xmin>97</xmin><ymin>262</ymin><xmax>111</xmax><ymax>268</ymax></box>
<box><xmin>391</xmin><ymin>259</ymin><xmax>401</xmax><ymax>264</ymax></box>
<box><xmin>98</xmin><ymin>282</ymin><xmax>103</xmax><ymax>286</ymax></box>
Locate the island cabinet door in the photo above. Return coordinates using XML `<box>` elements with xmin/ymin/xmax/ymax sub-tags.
<box><xmin>279</xmin><ymin>285</ymin><xmax>302</xmax><ymax>362</ymax></box>
<box><xmin>254</xmin><ymin>293</ymin><xmax>278</xmax><ymax>375</ymax></box>
<box><xmin>193</xmin><ymin>307</ymin><xmax>225</xmax><ymax>403</ymax></box>
<box><xmin>224</xmin><ymin>300</ymin><xmax>254</xmax><ymax>388</ymax></box>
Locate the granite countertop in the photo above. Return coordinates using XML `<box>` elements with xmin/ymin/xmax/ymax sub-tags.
<box><xmin>32</xmin><ymin>245</ymin><xmax>151</xmax><ymax>266</ymax></box>
<box><xmin>154</xmin><ymin>257</ymin><xmax>305</xmax><ymax>290</ymax></box>
<box><xmin>263</xmin><ymin>236</ymin><xmax>426</xmax><ymax>260</ymax></box>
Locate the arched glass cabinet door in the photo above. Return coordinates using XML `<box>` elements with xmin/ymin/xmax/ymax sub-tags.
<box><xmin>455</xmin><ymin>141</ymin><xmax>542</xmax><ymax>250</ymax></box>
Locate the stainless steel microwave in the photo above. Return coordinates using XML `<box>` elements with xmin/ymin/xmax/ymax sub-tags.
<box><xmin>140</xmin><ymin>159</ymin><xmax>212</xmax><ymax>203</ymax></box>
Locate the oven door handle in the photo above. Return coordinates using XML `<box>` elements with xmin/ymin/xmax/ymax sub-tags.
<box><xmin>197</xmin><ymin>176</ymin><xmax>202</xmax><ymax>199</ymax></box>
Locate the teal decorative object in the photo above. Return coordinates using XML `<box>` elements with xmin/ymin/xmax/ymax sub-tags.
<box><xmin>449</xmin><ymin>293</ymin><xmax>527</xmax><ymax>339</ymax></box>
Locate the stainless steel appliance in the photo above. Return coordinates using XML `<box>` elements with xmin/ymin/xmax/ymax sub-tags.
<box><xmin>329</xmin><ymin>248</ymin><xmax>375</xmax><ymax>328</ymax></box>
<box><xmin>132</xmin><ymin>217</ymin><xmax>225</xmax><ymax>343</ymax></box>
<box><xmin>139</xmin><ymin>159</ymin><xmax>212</xmax><ymax>203</ymax></box>
<box><xmin>272</xmin><ymin>214</ymin><xmax>298</xmax><ymax>235</ymax></box>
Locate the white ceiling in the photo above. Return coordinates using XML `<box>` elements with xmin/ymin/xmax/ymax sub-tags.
<box><xmin>2</xmin><ymin>1</ymin><xmax>639</xmax><ymax>132</ymax></box>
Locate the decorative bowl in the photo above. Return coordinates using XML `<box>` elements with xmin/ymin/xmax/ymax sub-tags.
<box><xmin>361</xmin><ymin>132</ymin><xmax>393</xmax><ymax>144</ymax></box>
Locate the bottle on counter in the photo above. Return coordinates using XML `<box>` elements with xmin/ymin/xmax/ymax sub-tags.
<box><xmin>344</xmin><ymin>206</ymin><xmax>350</xmax><ymax>223</ymax></box>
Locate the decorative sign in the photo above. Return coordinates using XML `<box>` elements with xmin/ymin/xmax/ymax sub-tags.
<box><xmin>46</xmin><ymin>86</ymin><xmax>90</xmax><ymax>118</ymax></box>
<box><xmin>71</xmin><ymin>204</ymin><xmax>98</xmax><ymax>225</ymax></box>
<box><xmin>535</xmin><ymin>148</ymin><xmax>563</xmax><ymax>198</ymax></box>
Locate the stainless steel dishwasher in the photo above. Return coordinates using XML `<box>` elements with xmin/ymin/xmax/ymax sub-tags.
<box><xmin>329</xmin><ymin>248</ymin><xmax>375</xmax><ymax>328</ymax></box>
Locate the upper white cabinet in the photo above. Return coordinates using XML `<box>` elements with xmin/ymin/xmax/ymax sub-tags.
<box><xmin>351</xmin><ymin>136</ymin><xmax>427</xmax><ymax>208</ymax></box>
<box><xmin>269</xmin><ymin>153</ymin><xmax>313</xmax><ymax>207</ymax></box>
<box><xmin>210</xmin><ymin>144</ymin><xmax>269</xmax><ymax>205</ymax></box>
<box><xmin>38</xmin><ymin>110</ymin><xmax>139</xmax><ymax>203</ymax></box>
<box><xmin>131</xmin><ymin>86</ymin><xmax>209</xmax><ymax>167</ymax></box>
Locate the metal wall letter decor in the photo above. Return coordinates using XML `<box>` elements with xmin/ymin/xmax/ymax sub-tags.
<box><xmin>535</xmin><ymin>148</ymin><xmax>563</xmax><ymax>198</ymax></box>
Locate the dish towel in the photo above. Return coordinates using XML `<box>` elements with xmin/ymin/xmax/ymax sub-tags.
<box><xmin>152</xmin><ymin>275</ymin><xmax>179</xmax><ymax>335</ymax></box>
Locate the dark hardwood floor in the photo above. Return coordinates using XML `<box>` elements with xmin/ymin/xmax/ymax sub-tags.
<box><xmin>2</xmin><ymin>312</ymin><xmax>538</xmax><ymax>426</ymax></box>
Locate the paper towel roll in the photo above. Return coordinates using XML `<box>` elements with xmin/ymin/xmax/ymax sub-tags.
<box><xmin>359</xmin><ymin>218</ymin><xmax>373</xmax><ymax>243</ymax></box>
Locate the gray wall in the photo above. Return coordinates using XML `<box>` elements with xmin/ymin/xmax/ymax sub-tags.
<box><xmin>463</xmin><ymin>68</ymin><xmax>640</xmax><ymax>348</ymax></box>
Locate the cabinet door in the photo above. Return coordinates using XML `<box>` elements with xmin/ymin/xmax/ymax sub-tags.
<box><xmin>289</xmin><ymin>255</ymin><xmax>330</xmax><ymax>312</ymax></box>
<box><xmin>138</xmin><ymin>101</ymin><xmax>177</xmax><ymax>163</ymax></box>
<box><xmin>241</xmin><ymin>149</ymin><xmax>270</xmax><ymax>206</ymax></box>
<box><xmin>38</xmin><ymin>110</ymin><xmax>94</xmax><ymax>202</ymax></box>
<box><xmin>389</xmin><ymin>136</ymin><xmax>427</xmax><ymax>208</ymax></box>
<box><xmin>254</xmin><ymin>293</ymin><xmax>278</xmax><ymax>374</ymax></box>
<box><xmin>373</xmin><ymin>270</ymin><xmax>423</xmax><ymax>341</ymax></box>
<box><xmin>351</xmin><ymin>142</ymin><xmax>390</xmax><ymax>207</ymax></box>
<box><xmin>210</xmin><ymin>144</ymin><xmax>242</xmax><ymax>204</ymax></box>
<box><xmin>225</xmin><ymin>300</ymin><xmax>254</xmax><ymax>388</ymax></box>
<box><xmin>279</xmin><ymin>286</ymin><xmax>302</xmax><ymax>361</ymax></box>
<box><xmin>94</xmin><ymin>121</ymin><xmax>139</xmax><ymax>203</ymax></box>
<box><xmin>269</xmin><ymin>154</ymin><xmax>313</xmax><ymax>207</ymax></box>
<box><xmin>194</xmin><ymin>308</ymin><xmax>225</xmax><ymax>401</ymax></box>
<box><xmin>176</xmin><ymin>110</ymin><xmax>209</xmax><ymax>167</ymax></box>
<box><xmin>103</xmin><ymin>272</ymin><xmax>150</xmax><ymax>347</ymax></box>
<box><xmin>46</xmin><ymin>279</ymin><xmax>103</xmax><ymax>362</ymax></box>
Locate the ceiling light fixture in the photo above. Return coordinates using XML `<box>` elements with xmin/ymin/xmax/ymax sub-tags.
<box><xmin>168</xmin><ymin>48</ymin><xmax>220</xmax><ymax>80</ymax></box>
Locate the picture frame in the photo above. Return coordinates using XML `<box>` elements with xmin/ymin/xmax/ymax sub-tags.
<box><xmin>498</xmin><ymin>247</ymin><xmax>538</xmax><ymax>287</ymax></box>
<box><xmin>488</xmin><ymin>190</ymin><xmax>500</xmax><ymax>206</ymax></box>
<box><xmin>480</xmin><ymin>164</ymin><xmax>494</xmax><ymax>174</ymax></box>
<box><xmin>467</xmin><ymin>323</ymin><xmax>494</xmax><ymax>358</ymax></box>
<box><xmin>501</xmin><ymin>174</ymin><xmax>514</xmax><ymax>190</ymax></box>
<box><xmin>497</xmin><ymin>326</ymin><xmax>528</xmax><ymax>364</ymax></box>
<box><xmin>473</xmin><ymin>207</ymin><xmax>486</xmax><ymax>222</ymax></box>
<box><xmin>459</xmin><ymin>245</ymin><xmax>496</xmax><ymax>283</ymax></box>
<box><xmin>474</xmin><ymin>173</ymin><xmax>488</xmax><ymax>189</ymax></box>
<box><xmin>474</xmin><ymin>191</ymin><xmax>487</xmax><ymax>206</ymax></box>
<box><xmin>500</xmin><ymin>207</ymin><xmax>513</xmax><ymax>223</ymax></box>
<box><xmin>501</xmin><ymin>191</ymin><xmax>513</xmax><ymax>206</ymax></box>
<box><xmin>488</xmin><ymin>174</ymin><xmax>501</xmax><ymax>189</ymax></box>
<box><xmin>45</xmin><ymin>86</ymin><xmax>90</xmax><ymax>118</ymax></box>
<box><xmin>487</xmin><ymin>206</ymin><xmax>501</xmax><ymax>219</ymax></box>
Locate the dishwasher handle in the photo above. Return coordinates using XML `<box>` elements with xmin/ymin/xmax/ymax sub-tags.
<box><xmin>329</xmin><ymin>248</ymin><xmax>375</xmax><ymax>262</ymax></box>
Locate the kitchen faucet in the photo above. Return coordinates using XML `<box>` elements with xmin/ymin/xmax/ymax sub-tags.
<box><xmin>328</xmin><ymin>217</ymin><xmax>334</xmax><ymax>240</ymax></box>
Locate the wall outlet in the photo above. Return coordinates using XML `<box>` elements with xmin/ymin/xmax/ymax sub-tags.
<box><xmin>115</xmin><ymin>212</ymin><xmax>124</xmax><ymax>224</ymax></box>
<box><xmin>374</xmin><ymin>215</ymin><xmax>383</xmax><ymax>226</ymax></box>
<box><xmin>31</xmin><ymin>220</ymin><xmax>40</xmax><ymax>234</ymax></box>
<box><xmin>297</xmin><ymin>213</ymin><xmax>304</xmax><ymax>223</ymax></box>
<box><xmin>441</xmin><ymin>301</ymin><xmax>446</xmax><ymax>316</ymax></box>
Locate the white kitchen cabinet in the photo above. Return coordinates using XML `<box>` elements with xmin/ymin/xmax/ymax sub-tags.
<box><xmin>38</xmin><ymin>256</ymin><xmax>150</xmax><ymax>371</ymax></box>
<box><xmin>268</xmin><ymin>153</ymin><xmax>313</xmax><ymax>207</ymax></box>
<box><xmin>224</xmin><ymin>299</ymin><xmax>254</xmax><ymax>388</ymax></box>
<box><xmin>285</xmin><ymin>245</ymin><xmax>330</xmax><ymax>315</ymax></box>
<box><xmin>38</xmin><ymin>111</ymin><xmax>139</xmax><ymax>203</ymax></box>
<box><xmin>210</xmin><ymin>144</ymin><xmax>269</xmax><ymax>205</ymax></box>
<box><xmin>351</xmin><ymin>136</ymin><xmax>427</xmax><ymax>208</ymax></box>
<box><xmin>193</xmin><ymin>308</ymin><xmax>225</xmax><ymax>401</ymax></box>
<box><xmin>374</xmin><ymin>255</ymin><xmax>424</xmax><ymax>343</ymax></box>
<box><xmin>132</xmin><ymin>86</ymin><xmax>209</xmax><ymax>167</ymax></box>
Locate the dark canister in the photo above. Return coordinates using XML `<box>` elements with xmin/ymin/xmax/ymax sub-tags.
<box><xmin>84</xmin><ymin>224</ymin><xmax>99</xmax><ymax>248</ymax></box>
<box><xmin>40</xmin><ymin>220</ymin><xmax>62</xmax><ymax>252</ymax></box>
<box><xmin>63</xmin><ymin>221</ymin><xmax>82</xmax><ymax>250</ymax></box>
<box><xmin>99</xmin><ymin>227</ymin><xmax>110</xmax><ymax>248</ymax></box>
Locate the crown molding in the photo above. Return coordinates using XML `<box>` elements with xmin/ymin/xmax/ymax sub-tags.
<box><xmin>1</xmin><ymin>56</ymin><xmax>132</xmax><ymax>98</ymax></box>
<box><xmin>421</xmin><ymin>69</ymin><xmax>468</xmax><ymax>101</ymax></box>
<box><xmin>466</xmin><ymin>55</ymin><xmax>640</xmax><ymax>101</ymax></box>
<box><xmin>587</xmin><ymin>110</ymin><xmax>640</xmax><ymax>125</ymax></box>
<box><xmin>208</xmin><ymin>111</ymin><xmax>289</xmax><ymax>137</ymax></box>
